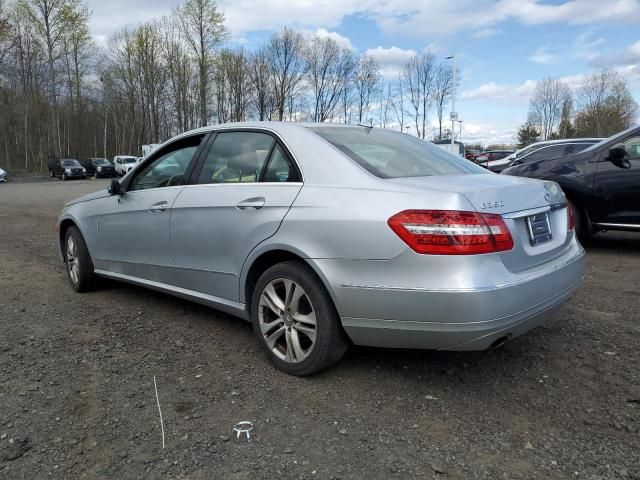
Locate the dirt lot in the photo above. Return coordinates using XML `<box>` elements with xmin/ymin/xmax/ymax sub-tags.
<box><xmin>0</xmin><ymin>178</ymin><xmax>638</xmax><ymax>479</ymax></box>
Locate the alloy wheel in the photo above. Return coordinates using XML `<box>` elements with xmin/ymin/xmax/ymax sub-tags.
<box><xmin>258</xmin><ymin>278</ymin><xmax>317</xmax><ymax>363</ymax></box>
<box><xmin>66</xmin><ymin>235</ymin><xmax>79</xmax><ymax>285</ymax></box>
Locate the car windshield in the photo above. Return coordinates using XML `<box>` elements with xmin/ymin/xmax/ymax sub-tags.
<box><xmin>515</xmin><ymin>144</ymin><xmax>548</xmax><ymax>158</ymax></box>
<box><xmin>308</xmin><ymin>127</ymin><xmax>486</xmax><ymax>178</ymax></box>
<box><xmin>61</xmin><ymin>159</ymin><xmax>81</xmax><ymax>167</ymax></box>
<box><xmin>92</xmin><ymin>159</ymin><xmax>109</xmax><ymax>165</ymax></box>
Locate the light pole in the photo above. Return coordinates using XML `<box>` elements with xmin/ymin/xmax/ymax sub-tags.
<box><xmin>445</xmin><ymin>54</ymin><xmax>456</xmax><ymax>146</ymax></box>
<box><xmin>458</xmin><ymin>120</ymin><xmax>463</xmax><ymax>144</ymax></box>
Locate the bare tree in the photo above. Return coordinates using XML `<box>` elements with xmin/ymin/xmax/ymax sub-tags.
<box><xmin>25</xmin><ymin>0</ymin><xmax>81</xmax><ymax>156</ymax></box>
<box><xmin>391</xmin><ymin>73</ymin><xmax>406</xmax><ymax>131</ymax></box>
<box><xmin>306</xmin><ymin>35</ymin><xmax>355</xmax><ymax>122</ymax></box>
<box><xmin>403</xmin><ymin>52</ymin><xmax>435</xmax><ymax>138</ymax></box>
<box><xmin>354</xmin><ymin>53</ymin><xmax>379</xmax><ymax>123</ymax></box>
<box><xmin>250</xmin><ymin>46</ymin><xmax>273</xmax><ymax>121</ymax></box>
<box><xmin>214</xmin><ymin>47</ymin><xmax>251</xmax><ymax>122</ymax></box>
<box><xmin>433</xmin><ymin>63</ymin><xmax>452</xmax><ymax>139</ymax></box>
<box><xmin>575</xmin><ymin>69</ymin><xmax>637</xmax><ymax>137</ymax></box>
<box><xmin>528</xmin><ymin>77</ymin><xmax>571</xmax><ymax>140</ymax></box>
<box><xmin>178</xmin><ymin>0</ymin><xmax>226</xmax><ymax>126</ymax></box>
<box><xmin>266</xmin><ymin>27</ymin><xmax>307</xmax><ymax>121</ymax></box>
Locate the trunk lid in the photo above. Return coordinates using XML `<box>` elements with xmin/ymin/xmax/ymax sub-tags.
<box><xmin>385</xmin><ymin>174</ymin><xmax>573</xmax><ymax>272</ymax></box>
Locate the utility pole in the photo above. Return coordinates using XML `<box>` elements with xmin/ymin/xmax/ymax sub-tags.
<box><xmin>458</xmin><ymin>120</ymin><xmax>463</xmax><ymax>145</ymax></box>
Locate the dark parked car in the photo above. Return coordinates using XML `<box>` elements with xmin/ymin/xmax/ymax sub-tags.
<box><xmin>507</xmin><ymin>140</ymin><xmax>602</xmax><ymax>168</ymax></box>
<box><xmin>48</xmin><ymin>158</ymin><xmax>87</xmax><ymax>180</ymax></box>
<box><xmin>80</xmin><ymin>158</ymin><xmax>116</xmax><ymax>178</ymax></box>
<box><xmin>465</xmin><ymin>149</ymin><xmax>480</xmax><ymax>160</ymax></box>
<box><xmin>502</xmin><ymin>126</ymin><xmax>640</xmax><ymax>241</ymax></box>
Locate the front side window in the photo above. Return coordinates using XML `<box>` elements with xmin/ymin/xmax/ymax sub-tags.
<box><xmin>129</xmin><ymin>135</ymin><xmax>204</xmax><ymax>191</ymax></box>
<box><xmin>197</xmin><ymin>132</ymin><xmax>274</xmax><ymax>184</ymax></box>
<box><xmin>623</xmin><ymin>136</ymin><xmax>640</xmax><ymax>159</ymax></box>
<box><xmin>308</xmin><ymin>127</ymin><xmax>485</xmax><ymax>178</ymax></box>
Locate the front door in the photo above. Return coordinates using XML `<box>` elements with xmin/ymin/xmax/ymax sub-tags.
<box><xmin>95</xmin><ymin>134</ymin><xmax>206</xmax><ymax>280</ymax></box>
<box><xmin>170</xmin><ymin>131</ymin><xmax>303</xmax><ymax>301</ymax></box>
<box><xmin>593</xmin><ymin>133</ymin><xmax>640</xmax><ymax>225</ymax></box>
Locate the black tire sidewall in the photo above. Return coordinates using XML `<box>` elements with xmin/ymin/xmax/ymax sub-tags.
<box><xmin>64</xmin><ymin>227</ymin><xmax>95</xmax><ymax>292</ymax></box>
<box><xmin>251</xmin><ymin>261</ymin><xmax>347</xmax><ymax>376</ymax></box>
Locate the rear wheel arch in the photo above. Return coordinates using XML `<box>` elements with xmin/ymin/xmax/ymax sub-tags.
<box><xmin>242</xmin><ymin>249</ymin><xmax>339</xmax><ymax>319</ymax></box>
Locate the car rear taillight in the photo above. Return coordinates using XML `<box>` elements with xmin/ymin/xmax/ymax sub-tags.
<box><xmin>567</xmin><ymin>204</ymin><xmax>575</xmax><ymax>231</ymax></box>
<box><xmin>387</xmin><ymin>210</ymin><xmax>514</xmax><ymax>255</ymax></box>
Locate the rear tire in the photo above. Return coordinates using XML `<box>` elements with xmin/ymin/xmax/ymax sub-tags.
<box><xmin>568</xmin><ymin>199</ymin><xmax>591</xmax><ymax>244</ymax></box>
<box><xmin>64</xmin><ymin>226</ymin><xmax>97</xmax><ymax>292</ymax></box>
<box><xmin>251</xmin><ymin>261</ymin><xmax>348</xmax><ymax>376</ymax></box>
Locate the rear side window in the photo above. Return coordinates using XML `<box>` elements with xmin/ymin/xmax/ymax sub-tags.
<box><xmin>263</xmin><ymin>144</ymin><xmax>300</xmax><ymax>182</ymax></box>
<box><xmin>523</xmin><ymin>144</ymin><xmax>566</xmax><ymax>163</ymax></box>
<box><xmin>197</xmin><ymin>132</ymin><xmax>274</xmax><ymax>184</ymax></box>
<box><xmin>308</xmin><ymin>127</ymin><xmax>485</xmax><ymax>178</ymax></box>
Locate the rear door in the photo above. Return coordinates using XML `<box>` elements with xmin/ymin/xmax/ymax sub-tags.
<box><xmin>593</xmin><ymin>133</ymin><xmax>640</xmax><ymax>225</ymax></box>
<box><xmin>169</xmin><ymin>130</ymin><xmax>303</xmax><ymax>301</ymax></box>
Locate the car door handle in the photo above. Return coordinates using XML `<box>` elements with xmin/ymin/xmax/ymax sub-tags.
<box><xmin>236</xmin><ymin>197</ymin><xmax>265</xmax><ymax>210</ymax></box>
<box><xmin>148</xmin><ymin>201</ymin><xmax>168</xmax><ymax>212</ymax></box>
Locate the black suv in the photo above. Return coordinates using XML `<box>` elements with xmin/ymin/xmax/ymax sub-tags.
<box><xmin>80</xmin><ymin>158</ymin><xmax>116</xmax><ymax>178</ymax></box>
<box><xmin>502</xmin><ymin>126</ymin><xmax>640</xmax><ymax>241</ymax></box>
<box><xmin>48</xmin><ymin>158</ymin><xmax>87</xmax><ymax>180</ymax></box>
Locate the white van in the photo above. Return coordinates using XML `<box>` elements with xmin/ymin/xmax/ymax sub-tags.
<box><xmin>113</xmin><ymin>155</ymin><xmax>139</xmax><ymax>176</ymax></box>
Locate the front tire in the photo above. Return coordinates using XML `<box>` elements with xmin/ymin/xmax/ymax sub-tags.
<box><xmin>251</xmin><ymin>261</ymin><xmax>348</xmax><ymax>376</ymax></box>
<box><xmin>61</xmin><ymin>172</ymin><xmax>67</xmax><ymax>181</ymax></box>
<box><xmin>64</xmin><ymin>226</ymin><xmax>97</xmax><ymax>292</ymax></box>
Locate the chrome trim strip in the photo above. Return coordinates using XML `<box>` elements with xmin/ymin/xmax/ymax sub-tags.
<box><xmin>94</xmin><ymin>269</ymin><xmax>248</xmax><ymax>319</ymax></box>
<box><xmin>592</xmin><ymin>222</ymin><xmax>640</xmax><ymax>231</ymax></box>
<box><xmin>339</xmin><ymin>250</ymin><xmax>585</xmax><ymax>293</ymax></box>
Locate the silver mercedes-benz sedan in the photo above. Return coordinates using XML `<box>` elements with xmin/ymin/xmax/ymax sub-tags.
<box><xmin>57</xmin><ymin>122</ymin><xmax>585</xmax><ymax>375</ymax></box>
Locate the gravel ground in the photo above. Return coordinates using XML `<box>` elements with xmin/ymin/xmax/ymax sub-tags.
<box><xmin>0</xmin><ymin>178</ymin><xmax>638</xmax><ymax>480</ymax></box>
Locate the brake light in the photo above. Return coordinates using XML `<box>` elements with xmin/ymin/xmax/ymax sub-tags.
<box><xmin>567</xmin><ymin>203</ymin><xmax>575</xmax><ymax>231</ymax></box>
<box><xmin>388</xmin><ymin>210</ymin><xmax>514</xmax><ymax>255</ymax></box>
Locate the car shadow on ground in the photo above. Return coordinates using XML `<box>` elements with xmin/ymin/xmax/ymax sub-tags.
<box><xmin>95</xmin><ymin>276</ymin><xmax>546</xmax><ymax>385</ymax></box>
<box><xmin>584</xmin><ymin>231</ymin><xmax>639</xmax><ymax>253</ymax></box>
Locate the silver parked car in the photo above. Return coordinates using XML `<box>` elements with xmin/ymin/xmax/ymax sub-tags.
<box><xmin>57</xmin><ymin>122</ymin><xmax>585</xmax><ymax>375</ymax></box>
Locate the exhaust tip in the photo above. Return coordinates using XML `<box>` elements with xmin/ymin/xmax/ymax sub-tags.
<box><xmin>489</xmin><ymin>335</ymin><xmax>510</xmax><ymax>350</ymax></box>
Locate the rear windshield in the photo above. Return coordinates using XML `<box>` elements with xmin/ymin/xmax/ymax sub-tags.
<box><xmin>308</xmin><ymin>127</ymin><xmax>485</xmax><ymax>178</ymax></box>
<box><xmin>92</xmin><ymin>159</ymin><xmax>110</xmax><ymax>165</ymax></box>
<box><xmin>123</xmin><ymin>158</ymin><xmax>137</xmax><ymax>163</ymax></box>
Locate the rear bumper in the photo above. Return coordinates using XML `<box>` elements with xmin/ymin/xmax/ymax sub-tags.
<box><xmin>311</xmin><ymin>241</ymin><xmax>585</xmax><ymax>351</ymax></box>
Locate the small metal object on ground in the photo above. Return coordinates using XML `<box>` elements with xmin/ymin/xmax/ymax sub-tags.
<box><xmin>233</xmin><ymin>421</ymin><xmax>254</xmax><ymax>441</ymax></box>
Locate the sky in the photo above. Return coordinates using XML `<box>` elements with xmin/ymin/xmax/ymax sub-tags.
<box><xmin>85</xmin><ymin>0</ymin><xmax>640</xmax><ymax>146</ymax></box>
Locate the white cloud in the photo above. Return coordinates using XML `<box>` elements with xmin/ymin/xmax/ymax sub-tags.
<box><xmin>589</xmin><ymin>40</ymin><xmax>640</xmax><ymax>68</ymax></box>
<box><xmin>371</xmin><ymin>0</ymin><xmax>640</xmax><ymax>39</ymax></box>
<box><xmin>528</xmin><ymin>47</ymin><xmax>558</xmax><ymax>65</ymax></box>
<box><xmin>474</xmin><ymin>28</ymin><xmax>501</xmax><ymax>38</ymax></box>
<box><xmin>462</xmin><ymin>80</ymin><xmax>537</xmax><ymax>103</ymax></box>
<box><xmin>313</xmin><ymin>28</ymin><xmax>354</xmax><ymax>50</ymax></box>
<box><xmin>87</xmin><ymin>0</ymin><xmax>640</xmax><ymax>43</ymax></box>
<box><xmin>365</xmin><ymin>46</ymin><xmax>417</xmax><ymax>77</ymax></box>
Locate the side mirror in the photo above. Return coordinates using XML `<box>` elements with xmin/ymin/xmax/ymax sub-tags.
<box><xmin>108</xmin><ymin>178</ymin><xmax>124</xmax><ymax>196</ymax></box>
<box><xmin>608</xmin><ymin>143</ymin><xmax>631</xmax><ymax>169</ymax></box>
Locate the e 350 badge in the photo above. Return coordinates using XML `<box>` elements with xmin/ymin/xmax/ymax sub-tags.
<box><xmin>480</xmin><ymin>201</ymin><xmax>504</xmax><ymax>209</ymax></box>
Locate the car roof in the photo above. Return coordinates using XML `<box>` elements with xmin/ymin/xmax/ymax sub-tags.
<box><xmin>525</xmin><ymin>138</ymin><xmax>603</xmax><ymax>148</ymax></box>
